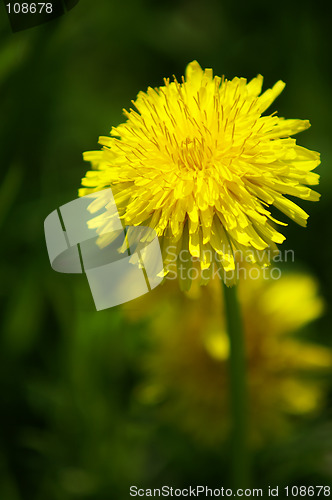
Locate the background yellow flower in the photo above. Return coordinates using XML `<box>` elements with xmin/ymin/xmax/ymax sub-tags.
<box><xmin>128</xmin><ymin>270</ymin><xmax>330</xmax><ymax>447</ymax></box>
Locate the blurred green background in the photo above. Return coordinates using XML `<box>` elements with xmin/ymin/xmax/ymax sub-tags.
<box><xmin>1</xmin><ymin>0</ymin><xmax>332</xmax><ymax>498</ymax></box>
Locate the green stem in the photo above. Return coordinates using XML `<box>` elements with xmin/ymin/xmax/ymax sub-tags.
<box><xmin>222</xmin><ymin>282</ymin><xmax>249</xmax><ymax>489</ymax></box>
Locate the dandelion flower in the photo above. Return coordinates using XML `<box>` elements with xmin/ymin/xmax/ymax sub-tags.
<box><xmin>80</xmin><ymin>61</ymin><xmax>320</xmax><ymax>287</ymax></box>
<box><xmin>130</xmin><ymin>270</ymin><xmax>330</xmax><ymax>447</ymax></box>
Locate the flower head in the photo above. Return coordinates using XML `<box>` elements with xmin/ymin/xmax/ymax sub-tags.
<box><xmin>129</xmin><ymin>270</ymin><xmax>330</xmax><ymax>447</ymax></box>
<box><xmin>80</xmin><ymin>62</ymin><xmax>320</xmax><ymax>287</ymax></box>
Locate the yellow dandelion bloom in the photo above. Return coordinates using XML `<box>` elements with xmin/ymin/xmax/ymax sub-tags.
<box><xmin>127</xmin><ymin>271</ymin><xmax>330</xmax><ymax>447</ymax></box>
<box><xmin>80</xmin><ymin>61</ymin><xmax>320</xmax><ymax>287</ymax></box>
